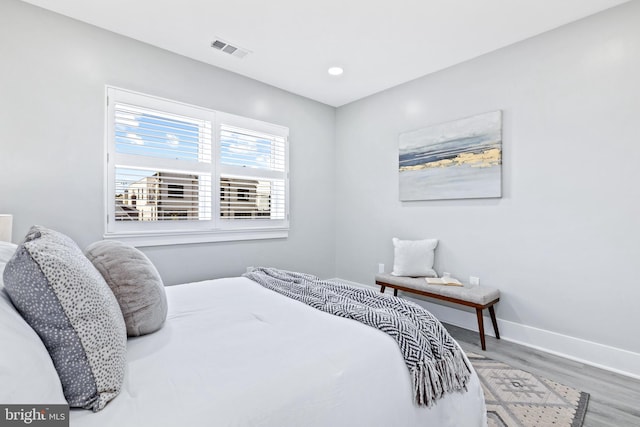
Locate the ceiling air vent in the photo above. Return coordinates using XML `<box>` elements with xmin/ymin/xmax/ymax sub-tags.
<box><xmin>211</xmin><ymin>38</ymin><xmax>250</xmax><ymax>59</ymax></box>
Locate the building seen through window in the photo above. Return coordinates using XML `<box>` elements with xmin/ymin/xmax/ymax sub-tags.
<box><xmin>116</xmin><ymin>173</ymin><xmax>273</xmax><ymax>220</ymax></box>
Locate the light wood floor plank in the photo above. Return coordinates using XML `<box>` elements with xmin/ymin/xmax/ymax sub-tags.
<box><xmin>446</xmin><ymin>323</ymin><xmax>640</xmax><ymax>427</ymax></box>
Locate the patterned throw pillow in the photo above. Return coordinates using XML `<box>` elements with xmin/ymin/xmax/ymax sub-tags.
<box><xmin>85</xmin><ymin>240</ymin><xmax>168</xmax><ymax>337</ymax></box>
<box><xmin>3</xmin><ymin>226</ymin><xmax>126</xmax><ymax>412</ymax></box>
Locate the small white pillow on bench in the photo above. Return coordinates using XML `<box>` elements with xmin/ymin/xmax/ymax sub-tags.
<box><xmin>391</xmin><ymin>237</ymin><xmax>438</xmax><ymax>277</ymax></box>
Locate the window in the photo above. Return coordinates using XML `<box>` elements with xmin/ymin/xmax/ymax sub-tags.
<box><xmin>217</xmin><ymin>118</ymin><xmax>287</xmax><ymax>222</ymax></box>
<box><xmin>105</xmin><ymin>87</ymin><xmax>289</xmax><ymax>245</ymax></box>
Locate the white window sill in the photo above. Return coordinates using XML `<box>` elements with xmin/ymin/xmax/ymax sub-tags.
<box><xmin>103</xmin><ymin>228</ymin><xmax>288</xmax><ymax>247</ymax></box>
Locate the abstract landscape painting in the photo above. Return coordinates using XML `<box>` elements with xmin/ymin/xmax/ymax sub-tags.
<box><xmin>399</xmin><ymin>111</ymin><xmax>502</xmax><ymax>201</ymax></box>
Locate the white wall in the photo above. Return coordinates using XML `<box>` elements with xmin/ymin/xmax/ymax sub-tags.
<box><xmin>335</xmin><ymin>2</ymin><xmax>640</xmax><ymax>375</ymax></box>
<box><xmin>0</xmin><ymin>0</ymin><xmax>337</xmax><ymax>284</ymax></box>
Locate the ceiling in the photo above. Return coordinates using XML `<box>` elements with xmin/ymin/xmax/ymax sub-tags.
<box><xmin>21</xmin><ymin>0</ymin><xmax>628</xmax><ymax>107</ymax></box>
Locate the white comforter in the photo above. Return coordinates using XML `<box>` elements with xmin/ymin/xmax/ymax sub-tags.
<box><xmin>71</xmin><ymin>277</ymin><xmax>487</xmax><ymax>427</ymax></box>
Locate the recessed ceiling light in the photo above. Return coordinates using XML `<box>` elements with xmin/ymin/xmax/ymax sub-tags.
<box><xmin>328</xmin><ymin>67</ymin><xmax>344</xmax><ymax>76</ymax></box>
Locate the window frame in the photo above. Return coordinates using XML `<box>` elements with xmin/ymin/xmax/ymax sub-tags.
<box><xmin>104</xmin><ymin>87</ymin><xmax>289</xmax><ymax>247</ymax></box>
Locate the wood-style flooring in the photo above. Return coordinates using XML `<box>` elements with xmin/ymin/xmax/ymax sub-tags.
<box><xmin>446</xmin><ymin>323</ymin><xmax>640</xmax><ymax>427</ymax></box>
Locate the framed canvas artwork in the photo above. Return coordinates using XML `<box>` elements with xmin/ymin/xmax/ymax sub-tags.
<box><xmin>399</xmin><ymin>111</ymin><xmax>502</xmax><ymax>201</ymax></box>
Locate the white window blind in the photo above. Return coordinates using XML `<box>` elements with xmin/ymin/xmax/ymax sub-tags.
<box><xmin>111</xmin><ymin>99</ymin><xmax>212</xmax><ymax>224</ymax></box>
<box><xmin>114</xmin><ymin>168</ymin><xmax>212</xmax><ymax>222</ymax></box>
<box><xmin>114</xmin><ymin>103</ymin><xmax>212</xmax><ymax>163</ymax></box>
<box><xmin>219</xmin><ymin>123</ymin><xmax>287</xmax><ymax>222</ymax></box>
<box><xmin>220</xmin><ymin>125</ymin><xmax>285</xmax><ymax>172</ymax></box>
<box><xmin>105</xmin><ymin>87</ymin><xmax>289</xmax><ymax>245</ymax></box>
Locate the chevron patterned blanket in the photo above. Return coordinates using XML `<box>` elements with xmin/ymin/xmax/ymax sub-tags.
<box><xmin>243</xmin><ymin>267</ymin><xmax>472</xmax><ymax>406</ymax></box>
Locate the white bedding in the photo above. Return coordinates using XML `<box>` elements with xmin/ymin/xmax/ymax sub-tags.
<box><xmin>70</xmin><ymin>277</ymin><xmax>487</xmax><ymax>427</ymax></box>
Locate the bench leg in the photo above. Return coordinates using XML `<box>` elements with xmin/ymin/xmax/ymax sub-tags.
<box><xmin>380</xmin><ymin>285</ymin><xmax>386</xmax><ymax>293</ymax></box>
<box><xmin>489</xmin><ymin>305</ymin><xmax>500</xmax><ymax>340</ymax></box>
<box><xmin>476</xmin><ymin>308</ymin><xmax>486</xmax><ymax>351</ymax></box>
<box><xmin>394</xmin><ymin>288</ymin><xmax>398</xmax><ymax>297</ymax></box>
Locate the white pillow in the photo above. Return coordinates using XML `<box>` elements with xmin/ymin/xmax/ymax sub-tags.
<box><xmin>0</xmin><ymin>241</ymin><xmax>17</xmax><ymax>263</ymax></box>
<box><xmin>0</xmin><ymin>288</ymin><xmax>67</xmax><ymax>404</ymax></box>
<box><xmin>391</xmin><ymin>237</ymin><xmax>438</xmax><ymax>277</ymax></box>
<box><xmin>0</xmin><ymin>241</ymin><xmax>18</xmax><ymax>287</ymax></box>
<box><xmin>1</xmin><ymin>242</ymin><xmax>66</xmax><ymax>404</ymax></box>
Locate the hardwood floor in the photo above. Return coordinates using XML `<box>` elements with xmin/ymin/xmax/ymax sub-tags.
<box><xmin>445</xmin><ymin>323</ymin><xmax>640</xmax><ymax>427</ymax></box>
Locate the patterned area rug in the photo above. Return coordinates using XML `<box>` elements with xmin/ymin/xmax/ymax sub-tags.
<box><xmin>467</xmin><ymin>352</ymin><xmax>590</xmax><ymax>427</ymax></box>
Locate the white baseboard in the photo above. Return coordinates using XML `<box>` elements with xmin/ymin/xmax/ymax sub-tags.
<box><xmin>334</xmin><ymin>278</ymin><xmax>640</xmax><ymax>380</ymax></box>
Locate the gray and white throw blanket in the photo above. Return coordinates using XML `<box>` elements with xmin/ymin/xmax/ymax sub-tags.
<box><xmin>243</xmin><ymin>267</ymin><xmax>471</xmax><ymax>407</ymax></box>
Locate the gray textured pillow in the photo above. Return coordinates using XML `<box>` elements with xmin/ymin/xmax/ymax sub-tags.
<box><xmin>3</xmin><ymin>226</ymin><xmax>126</xmax><ymax>412</ymax></box>
<box><xmin>85</xmin><ymin>240</ymin><xmax>167</xmax><ymax>337</ymax></box>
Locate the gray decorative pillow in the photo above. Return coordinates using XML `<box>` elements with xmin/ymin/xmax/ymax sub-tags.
<box><xmin>3</xmin><ymin>226</ymin><xmax>126</xmax><ymax>412</ymax></box>
<box><xmin>85</xmin><ymin>240</ymin><xmax>167</xmax><ymax>337</ymax></box>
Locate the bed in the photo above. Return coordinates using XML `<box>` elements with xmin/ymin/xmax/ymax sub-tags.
<box><xmin>1</xmin><ymin>239</ymin><xmax>487</xmax><ymax>427</ymax></box>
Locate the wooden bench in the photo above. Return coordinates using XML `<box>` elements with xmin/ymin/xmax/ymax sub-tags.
<box><xmin>375</xmin><ymin>273</ymin><xmax>500</xmax><ymax>350</ymax></box>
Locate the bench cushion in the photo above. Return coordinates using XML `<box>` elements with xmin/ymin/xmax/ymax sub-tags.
<box><xmin>375</xmin><ymin>273</ymin><xmax>499</xmax><ymax>306</ymax></box>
